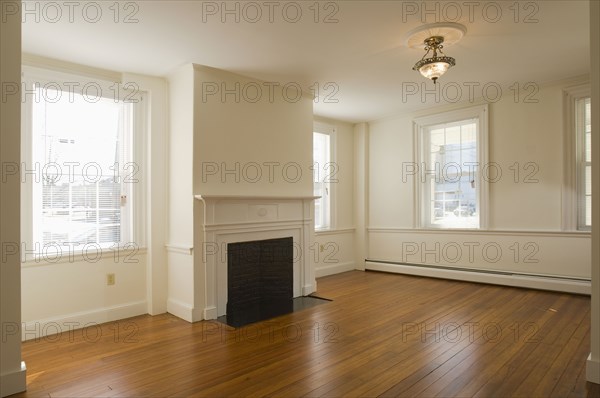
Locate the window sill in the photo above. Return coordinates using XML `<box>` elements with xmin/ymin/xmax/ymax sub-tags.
<box><xmin>21</xmin><ymin>246</ymin><xmax>147</xmax><ymax>267</ymax></box>
<box><xmin>367</xmin><ymin>227</ymin><xmax>592</xmax><ymax>238</ymax></box>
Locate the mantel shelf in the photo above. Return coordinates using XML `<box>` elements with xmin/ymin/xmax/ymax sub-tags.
<box><xmin>195</xmin><ymin>195</ymin><xmax>320</xmax><ymax>201</ymax></box>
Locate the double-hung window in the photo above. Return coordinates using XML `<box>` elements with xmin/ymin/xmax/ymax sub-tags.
<box><xmin>576</xmin><ymin>97</ymin><xmax>592</xmax><ymax>229</ymax></box>
<box><xmin>21</xmin><ymin>67</ymin><xmax>145</xmax><ymax>259</ymax></box>
<box><xmin>313</xmin><ymin>123</ymin><xmax>336</xmax><ymax>230</ymax></box>
<box><xmin>564</xmin><ymin>85</ymin><xmax>592</xmax><ymax>231</ymax></box>
<box><xmin>414</xmin><ymin>105</ymin><xmax>488</xmax><ymax>229</ymax></box>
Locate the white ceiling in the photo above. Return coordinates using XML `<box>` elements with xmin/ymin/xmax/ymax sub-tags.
<box><xmin>22</xmin><ymin>0</ymin><xmax>590</xmax><ymax>123</ymax></box>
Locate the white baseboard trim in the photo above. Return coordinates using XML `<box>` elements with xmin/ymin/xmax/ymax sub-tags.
<box><xmin>315</xmin><ymin>261</ymin><xmax>356</xmax><ymax>278</ymax></box>
<box><xmin>22</xmin><ymin>301</ymin><xmax>147</xmax><ymax>341</ymax></box>
<box><xmin>168</xmin><ymin>299</ymin><xmax>205</xmax><ymax>323</ymax></box>
<box><xmin>203</xmin><ymin>306</ymin><xmax>217</xmax><ymax>320</ymax></box>
<box><xmin>302</xmin><ymin>283</ymin><xmax>316</xmax><ymax>296</ymax></box>
<box><xmin>365</xmin><ymin>261</ymin><xmax>591</xmax><ymax>295</ymax></box>
<box><xmin>0</xmin><ymin>361</ymin><xmax>26</xmax><ymax>397</ymax></box>
<box><xmin>167</xmin><ymin>298</ymin><xmax>194</xmax><ymax>322</ymax></box>
<box><xmin>588</xmin><ymin>354</ymin><xmax>600</xmax><ymax>384</ymax></box>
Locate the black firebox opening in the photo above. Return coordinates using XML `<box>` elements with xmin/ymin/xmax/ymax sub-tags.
<box><xmin>226</xmin><ymin>237</ymin><xmax>294</xmax><ymax>327</ymax></box>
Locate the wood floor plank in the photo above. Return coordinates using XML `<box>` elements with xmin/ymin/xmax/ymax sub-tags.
<box><xmin>361</xmin><ymin>291</ymin><xmax>512</xmax><ymax>395</ymax></box>
<box><xmin>376</xmin><ymin>287</ymin><xmax>541</xmax><ymax>397</ymax></box>
<box><xmin>407</xmin><ymin>290</ymin><xmax>561</xmax><ymax>397</ymax></box>
<box><xmin>551</xmin><ymin>325</ymin><xmax>593</xmax><ymax>397</ymax></box>
<box><xmin>14</xmin><ymin>271</ymin><xmax>597</xmax><ymax>398</ymax></box>
<box><xmin>462</xmin><ymin>295</ymin><xmax>588</xmax><ymax>398</ymax></box>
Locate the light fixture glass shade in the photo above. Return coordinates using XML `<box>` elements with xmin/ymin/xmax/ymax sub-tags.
<box><xmin>418</xmin><ymin>62</ymin><xmax>449</xmax><ymax>80</ymax></box>
<box><xmin>413</xmin><ymin>55</ymin><xmax>456</xmax><ymax>83</ymax></box>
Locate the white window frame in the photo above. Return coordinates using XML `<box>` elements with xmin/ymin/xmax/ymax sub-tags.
<box><xmin>413</xmin><ymin>104</ymin><xmax>489</xmax><ymax>229</ymax></box>
<box><xmin>313</xmin><ymin>121</ymin><xmax>337</xmax><ymax>231</ymax></box>
<box><xmin>20</xmin><ymin>66</ymin><xmax>147</xmax><ymax>261</ymax></box>
<box><xmin>563</xmin><ymin>84</ymin><xmax>591</xmax><ymax>231</ymax></box>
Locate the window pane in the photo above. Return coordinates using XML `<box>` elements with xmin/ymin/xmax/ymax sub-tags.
<box><xmin>586</xmin><ymin>195</ymin><xmax>592</xmax><ymax>227</ymax></box>
<box><xmin>430</xmin><ymin>175</ymin><xmax>478</xmax><ymax>228</ymax></box>
<box><xmin>586</xmin><ymin>132</ymin><xmax>591</xmax><ymax>163</ymax></box>
<box><xmin>444</xmin><ymin>126</ymin><xmax>461</xmax><ymax>146</ymax></box>
<box><xmin>586</xmin><ymin>165</ymin><xmax>592</xmax><ymax>196</ymax></box>
<box><xmin>430</xmin><ymin>129</ymin><xmax>445</xmax><ymax>147</ymax></box>
<box><xmin>313</xmin><ymin>132</ymin><xmax>330</xmax><ymax>229</ymax></box>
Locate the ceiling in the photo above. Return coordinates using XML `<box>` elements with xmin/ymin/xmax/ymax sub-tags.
<box><xmin>22</xmin><ymin>0</ymin><xmax>590</xmax><ymax>123</ymax></box>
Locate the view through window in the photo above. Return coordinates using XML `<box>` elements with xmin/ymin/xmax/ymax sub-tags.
<box><xmin>423</xmin><ymin>118</ymin><xmax>479</xmax><ymax>229</ymax></box>
<box><xmin>313</xmin><ymin>131</ymin><xmax>330</xmax><ymax>230</ymax></box>
<box><xmin>30</xmin><ymin>84</ymin><xmax>134</xmax><ymax>251</ymax></box>
<box><xmin>577</xmin><ymin>97</ymin><xmax>592</xmax><ymax>229</ymax></box>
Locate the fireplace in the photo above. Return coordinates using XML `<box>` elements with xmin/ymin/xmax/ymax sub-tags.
<box><xmin>226</xmin><ymin>237</ymin><xmax>293</xmax><ymax>326</ymax></box>
<box><xmin>195</xmin><ymin>195</ymin><xmax>318</xmax><ymax>320</ymax></box>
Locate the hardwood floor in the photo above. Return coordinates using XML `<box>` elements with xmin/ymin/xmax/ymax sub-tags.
<box><xmin>16</xmin><ymin>271</ymin><xmax>599</xmax><ymax>397</ymax></box>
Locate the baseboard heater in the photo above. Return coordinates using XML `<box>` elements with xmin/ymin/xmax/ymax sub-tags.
<box><xmin>365</xmin><ymin>260</ymin><xmax>591</xmax><ymax>295</ymax></box>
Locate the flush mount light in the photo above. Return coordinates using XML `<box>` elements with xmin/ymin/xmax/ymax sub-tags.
<box><xmin>412</xmin><ymin>36</ymin><xmax>455</xmax><ymax>84</ymax></box>
<box><xmin>404</xmin><ymin>23</ymin><xmax>467</xmax><ymax>84</ymax></box>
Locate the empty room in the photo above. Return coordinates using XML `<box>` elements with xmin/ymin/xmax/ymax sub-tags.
<box><xmin>1</xmin><ymin>0</ymin><xmax>600</xmax><ymax>397</ymax></box>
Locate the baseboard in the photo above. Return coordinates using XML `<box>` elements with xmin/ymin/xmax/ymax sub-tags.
<box><xmin>0</xmin><ymin>361</ymin><xmax>26</xmax><ymax>397</ymax></box>
<box><xmin>203</xmin><ymin>306</ymin><xmax>218</xmax><ymax>320</ymax></box>
<box><xmin>22</xmin><ymin>301</ymin><xmax>147</xmax><ymax>341</ymax></box>
<box><xmin>167</xmin><ymin>298</ymin><xmax>194</xmax><ymax>322</ymax></box>
<box><xmin>315</xmin><ymin>261</ymin><xmax>356</xmax><ymax>278</ymax></box>
<box><xmin>365</xmin><ymin>261</ymin><xmax>591</xmax><ymax>294</ymax></box>
<box><xmin>588</xmin><ymin>354</ymin><xmax>600</xmax><ymax>384</ymax></box>
<box><xmin>302</xmin><ymin>283</ymin><xmax>317</xmax><ymax>296</ymax></box>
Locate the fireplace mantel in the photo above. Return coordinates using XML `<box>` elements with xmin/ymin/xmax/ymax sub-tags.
<box><xmin>195</xmin><ymin>195</ymin><xmax>320</xmax><ymax>201</ymax></box>
<box><xmin>195</xmin><ymin>194</ymin><xmax>318</xmax><ymax>319</ymax></box>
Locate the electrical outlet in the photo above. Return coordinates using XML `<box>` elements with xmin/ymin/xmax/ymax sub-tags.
<box><xmin>106</xmin><ymin>273</ymin><xmax>115</xmax><ymax>286</ymax></box>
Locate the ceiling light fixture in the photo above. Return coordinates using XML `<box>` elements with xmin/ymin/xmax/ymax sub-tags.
<box><xmin>404</xmin><ymin>23</ymin><xmax>466</xmax><ymax>85</ymax></box>
<box><xmin>412</xmin><ymin>36</ymin><xmax>455</xmax><ymax>84</ymax></box>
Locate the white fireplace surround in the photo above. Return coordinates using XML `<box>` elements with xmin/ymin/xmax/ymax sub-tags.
<box><xmin>195</xmin><ymin>195</ymin><xmax>318</xmax><ymax>319</ymax></box>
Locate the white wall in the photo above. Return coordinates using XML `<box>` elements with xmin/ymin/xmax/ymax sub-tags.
<box><xmin>21</xmin><ymin>254</ymin><xmax>147</xmax><ymax>338</ymax></box>
<box><xmin>167</xmin><ymin>65</ymin><xmax>195</xmax><ymax>248</ymax></box>
<box><xmin>353</xmin><ymin>123</ymin><xmax>369</xmax><ymax>271</ymax></box>
<box><xmin>366</xmin><ymin>80</ymin><xmax>591</xmax><ymax>293</ymax></box>
<box><xmin>192</xmin><ymin>65</ymin><xmax>313</xmax><ymax>197</ymax></box>
<box><xmin>0</xmin><ymin>3</ymin><xmax>26</xmax><ymax>395</ymax></box>
<box><xmin>166</xmin><ymin>64</ymin><xmax>196</xmax><ymax>321</ymax></box>
<box><xmin>19</xmin><ymin>62</ymin><xmax>169</xmax><ymax>340</ymax></box>
<box><xmin>313</xmin><ymin>116</ymin><xmax>356</xmax><ymax>277</ymax></box>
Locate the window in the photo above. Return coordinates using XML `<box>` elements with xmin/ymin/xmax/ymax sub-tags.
<box><xmin>313</xmin><ymin>123</ymin><xmax>336</xmax><ymax>230</ymax></box>
<box><xmin>576</xmin><ymin>96</ymin><xmax>592</xmax><ymax>229</ymax></box>
<box><xmin>22</xmin><ymin>67</ymin><xmax>145</xmax><ymax>258</ymax></box>
<box><xmin>414</xmin><ymin>105</ymin><xmax>488</xmax><ymax>229</ymax></box>
<box><xmin>563</xmin><ymin>85</ymin><xmax>591</xmax><ymax>231</ymax></box>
